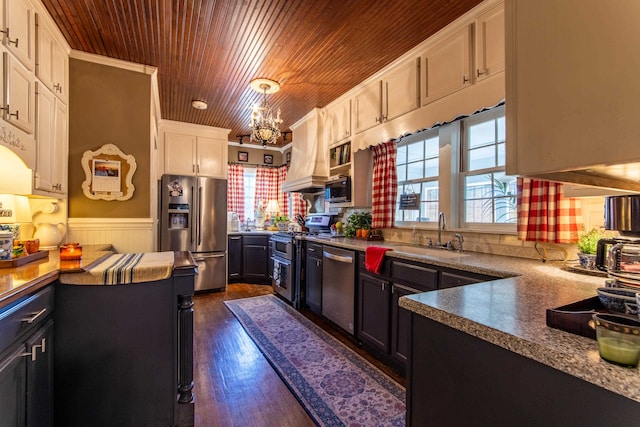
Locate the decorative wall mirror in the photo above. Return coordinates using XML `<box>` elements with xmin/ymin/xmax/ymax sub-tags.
<box><xmin>81</xmin><ymin>143</ymin><xmax>137</xmax><ymax>201</ymax></box>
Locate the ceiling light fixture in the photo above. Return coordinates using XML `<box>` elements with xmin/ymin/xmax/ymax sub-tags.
<box><xmin>191</xmin><ymin>100</ymin><xmax>208</xmax><ymax>110</ymax></box>
<box><xmin>249</xmin><ymin>78</ymin><xmax>282</xmax><ymax>146</ymax></box>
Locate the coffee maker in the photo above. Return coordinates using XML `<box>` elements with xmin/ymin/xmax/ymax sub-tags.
<box><xmin>596</xmin><ymin>195</ymin><xmax>640</xmax><ymax>286</ymax></box>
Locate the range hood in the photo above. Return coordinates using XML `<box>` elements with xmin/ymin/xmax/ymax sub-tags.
<box><xmin>282</xmin><ymin>108</ymin><xmax>329</xmax><ymax>193</ymax></box>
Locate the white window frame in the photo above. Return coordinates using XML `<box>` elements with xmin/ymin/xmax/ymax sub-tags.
<box><xmin>458</xmin><ymin>105</ymin><xmax>515</xmax><ymax>232</ymax></box>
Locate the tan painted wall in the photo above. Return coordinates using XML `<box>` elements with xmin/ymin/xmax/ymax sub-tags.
<box><xmin>68</xmin><ymin>59</ymin><xmax>151</xmax><ymax>217</ymax></box>
<box><xmin>228</xmin><ymin>145</ymin><xmax>283</xmax><ymax>166</ymax></box>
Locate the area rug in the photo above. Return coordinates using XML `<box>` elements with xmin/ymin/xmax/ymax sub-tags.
<box><xmin>224</xmin><ymin>294</ymin><xmax>406</xmax><ymax>427</ymax></box>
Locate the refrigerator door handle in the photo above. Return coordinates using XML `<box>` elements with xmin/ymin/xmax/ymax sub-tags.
<box><xmin>193</xmin><ymin>252</ymin><xmax>226</xmax><ymax>260</ymax></box>
<box><xmin>198</xmin><ymin>186</ymin><xmax>203</xmax><ymax>246</ymax></box>
<box><xmin>190</xmin><ymin>185</ymin><xmax>195</xmax><ymax>245</ymax></box>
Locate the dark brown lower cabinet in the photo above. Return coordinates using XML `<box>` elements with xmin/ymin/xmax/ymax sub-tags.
<box><xmin>408</xmin><ymin>314</ymin><xmax>640</xmax><ymax>426</ymax></box>
<box><xmin>228</xmin><ymin>235</ymin><xmax>270</xmax><ymax>284</ymax></box>
<box><xmin>390</xmin><ymin>284</ymin><xmax>417</xmax><ymax>366</ymax></box>
<box><xmin>357</xmin><ymin>273</ymin><xmax>391</xmax><ymax>354</ymax></box>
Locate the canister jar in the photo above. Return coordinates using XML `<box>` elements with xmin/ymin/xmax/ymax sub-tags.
<box><xmin>0</xmin><ymin>231</ymin><xmax>13</xmax><ymax>260</ymax></box>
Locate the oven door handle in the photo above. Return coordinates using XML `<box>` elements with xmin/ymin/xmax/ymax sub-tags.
<box><xmin>271</xmin><ymin>256</ymin><xmax>291</xmax><ymax>266</ymax></box>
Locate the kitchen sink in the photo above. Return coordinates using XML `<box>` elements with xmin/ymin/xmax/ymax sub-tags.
<box><xmin>389</xmin><ymin>245</ymin><xmax>469</xmax><ymax>258</ymax></box>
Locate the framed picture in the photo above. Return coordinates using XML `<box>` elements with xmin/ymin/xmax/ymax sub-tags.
<box><xmin>286</xmin><ymin>151</ymin><xmax>291</xmax><ymax>166</ymax></box>
<box><xmin>263</xmin><ymin>154</ymin><xmax>274</xmax><ymax>165</ymax></box>
<box><xmin>238</xmin><ymin>151</ymin><xmax>249</xmax><ymax>162</ymax></box>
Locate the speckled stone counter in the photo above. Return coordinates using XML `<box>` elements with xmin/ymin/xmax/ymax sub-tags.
<box><xmin>305</xmin><ymin>236</ymin><xmax>640</xmax><ymax>404</ymax></box>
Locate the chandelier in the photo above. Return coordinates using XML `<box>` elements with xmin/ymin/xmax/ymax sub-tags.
<box><xmin>249</xmin><ymin>78</ymin><xmax>283</xmax><ymax>145</ymax></box>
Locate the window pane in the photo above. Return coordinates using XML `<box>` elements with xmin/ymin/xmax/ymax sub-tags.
<box><xmin>468</xmin><ymin>121</ymin><xmax>495</xmax><ymax>148</ymax></box>
<box><xmin>497</xmin><ymin>116</ymin><xmax>506</xmax><ymax>142</ymax></box>
<box><xmin>397</xmin><ymin>164</ymin><xmax>407</xmax><ymax>182</ymax></box>
<box><xmin>469</xmin><ymin>146</ymin><xmax>495</xmax><ymax>170</ymax></box>
<box><xmin>406</xmin><ymin>161</ymin><xmax>423</xmax><ymax>180</ymax></box>
<box><xmin>425</xmin><ymin>137</ymin><xmax>439</xmax><ymax>158</ymax></box>
<box><xmin>465</xmin><ymin>199</ymin><xmax>491</xmax><ymax>223</ymax></box>
<box><xmin>397</xmin><ymin>145</ymin><xmax>407</xmax><ymax>163</ymax></box>
<box><xmin>407</xmin><ymin>141</ymin><xmax>423</xmax><ymax>162</ymax></box>
<box><xmin>424</xmin><ymin>158</ymin><xmax>438</xmax><ymax>178</ymax></box>
<box><xmin>497</xmin><ymin>142</ymin><xmax>506</xmax><ymax>167</ymax></box>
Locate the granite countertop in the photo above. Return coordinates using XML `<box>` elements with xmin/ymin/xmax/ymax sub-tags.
<box><xmin>228</xmin><ymin>230</ymin><xmax>277</xmax><ymax>236</ymax></box>
<box><xmin>305</xmin><ymin>236</ymin><xmax>640</xmax><ymax>403</ymax></box>
<box><xmin>0</xmin><ymin>244</ymin><xmax>113</xmax><ymax>308</ymax></box>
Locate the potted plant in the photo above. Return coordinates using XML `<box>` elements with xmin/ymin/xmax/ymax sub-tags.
<box><xmin>576</xmin><ymin>227</ymin><xmax>611</xmax><ymax>269</ymax></box>
<box><xmin>345</xmin><ymin>211</ymin><xmax>372</xmax><ymax>238</ymax></box>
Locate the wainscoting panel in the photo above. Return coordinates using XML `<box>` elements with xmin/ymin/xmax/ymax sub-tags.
<box><xmin>67</xmin><ymin>218</ymin><xmax>156</xmax><ymax>253</ymax></box>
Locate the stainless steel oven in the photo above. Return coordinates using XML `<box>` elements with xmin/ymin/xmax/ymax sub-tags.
<box><xmin>270</xmin><ymin>233</ymin><xmax>296</xmax><ymax>303</ymax></box>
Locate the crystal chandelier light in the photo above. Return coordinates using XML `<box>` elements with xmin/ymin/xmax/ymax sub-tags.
<box><xmin>249</xmin><ymin>78</ymin><xmax>283</xmax><ymax>145</ymax></box>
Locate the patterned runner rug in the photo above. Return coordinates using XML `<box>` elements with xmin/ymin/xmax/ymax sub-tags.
<box><xmin>224</xmin><ymin>294</ymin><xmax>405</xmax><ymax>427</ymax></box>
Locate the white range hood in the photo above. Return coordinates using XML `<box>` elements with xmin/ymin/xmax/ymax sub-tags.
<box><xmin>282</xmin><ymin>108</ymin><xmax>329</xmax><ymax>193</ymax></box>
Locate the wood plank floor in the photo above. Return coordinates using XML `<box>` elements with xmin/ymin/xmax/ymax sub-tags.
<box><xmin>193</xmin><ymin>283</ymin><xmax>405</xmax><ymax>427</ymax></box>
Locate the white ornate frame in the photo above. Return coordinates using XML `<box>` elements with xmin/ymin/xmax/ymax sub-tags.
<box><xmin>81</xmin><ymin>143</ymin><xmax>137</xmax><ymax>201</ymax></box>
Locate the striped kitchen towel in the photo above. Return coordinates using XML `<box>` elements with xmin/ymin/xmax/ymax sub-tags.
<box><xmin>59</xmin><ymin>252</ymin><xmax>175</xmax><ymax>285</ymax></box>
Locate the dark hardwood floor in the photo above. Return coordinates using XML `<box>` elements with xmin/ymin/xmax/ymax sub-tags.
<box><xmin>193</xmin><ymin>283</ymin><xmax>405</xmax><ymax>427</ymax></box>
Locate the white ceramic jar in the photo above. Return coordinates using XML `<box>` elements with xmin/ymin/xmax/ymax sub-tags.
<box><xmin>0</xmin><ymin>231</ymin><xmax>13</xmax><ymax>260</ymax></box>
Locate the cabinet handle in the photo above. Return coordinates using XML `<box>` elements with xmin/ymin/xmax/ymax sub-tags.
<box><xmin>1</xmin><ymin>105</ymin><xmax>19</xmax><ymax>120</ymax></box>
<box><xmin>375</xmin><ymin>116</ymin><xmax>381</xmax><ymax>123</ymax></box>
<box><xmin>22</xmin><ymin>307</ymin><xmax>47</xmax><ymax>324</ymax></box>
<box><xmin>316</xmin><ymin>260</ymin><xmax>321</xmax><ymax>267</ymax></box>
<box><xmin>381</xmin><ymin>281</ymin><xmax>386</xmax><ymax>291</ymax></box>
<box><xmin>463</xmin><ymin>75</ymin><xmax>469</xmax><ymax>83</ymax></box>
<box><xmin>21</xmin><ymin>338</ymin><xmax>45</xmax><ymax>362</ymax></box>
<box><xmin>54</xmin><ymin>83</ymin><xmax>63</xmax><ymax>93</ymax></box>
<box><xmin>1</xmin><ymin>28</ymin><xmax>18</xmax><ymax>47</ymax></box>
<box><xmin>197</xmin><ymin>164</ymin><xmax>200</xmax><ymax>173</ymax></box>
<box><xmin>476</xmin><ymin>68</ymin><xmax>487</xmax><ymax>77</ymax></box>
<box><xmin>308</xmin><ymin>248</ymin><xmax>315</xmax><ymax>252</ymax></box>
<box><xmin>229</xmin><ymin>236</ymin><xmax>241</xmax><ymax>240</ymax></box>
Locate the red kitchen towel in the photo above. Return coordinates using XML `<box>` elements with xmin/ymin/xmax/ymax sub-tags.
<box><xmin>365</xmin><ymin>246</ymin><xmax>392</xmax><ymax>274</ymax></box>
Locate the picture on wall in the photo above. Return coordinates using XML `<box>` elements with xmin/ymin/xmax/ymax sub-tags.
<box><xmin>264</xmin><ymin>154</ymin><xmax>273</xmax><ymax>165</ymax></box>
<box><xmin>238</xmin><ymin>151</ymin><xmax>249</xmax><ymax>162</ymax></box>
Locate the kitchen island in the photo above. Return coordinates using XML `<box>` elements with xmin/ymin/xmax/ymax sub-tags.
<box><xmin>303</xmin><ymin>236</ymin><xmax>640</xmax><ymax>423</ymax></box>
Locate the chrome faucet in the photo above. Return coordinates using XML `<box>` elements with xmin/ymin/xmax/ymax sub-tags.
<box><xmin>453</xmin><ymin>233</ymin><xmax>464</xmax><ymax>252</ymax></box>
<box><xmin>437</xmin><ymin>212</ymin><xmax>446</xmax><ymax>246</ymax></box>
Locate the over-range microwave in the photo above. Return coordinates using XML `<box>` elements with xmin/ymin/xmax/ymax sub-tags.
<box><xmin>325</xmin><ymin>176</ymin><xmax>351</xmax><ymax>203</ymax></box>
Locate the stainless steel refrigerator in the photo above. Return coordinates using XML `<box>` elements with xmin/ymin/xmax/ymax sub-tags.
<box><xmin>159</xmin><ymin>175</ymin><xmax>227</xmax><ymax>291</ymax></box>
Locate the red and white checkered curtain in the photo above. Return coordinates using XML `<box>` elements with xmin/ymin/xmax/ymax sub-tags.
<box><xmin>227</xmin><ymin>163</ymin><xmax>245</xmax><ymax>222</ymax></box>
<box><xmin>371</xmin><ymin>141</ymin><xmax>398</xmax><ymax>229</ymax></box>
<box><xmin>516</xmin><ymin>178</ymin><xmax>582</xmax><ymax>243</ymax></box>
<box><xmin>255</xmin><ymin>166</ymin><xmax>280</xmax><ymax>214</ymax></box>
<box><xmin>278</xmin><ymin>166</ymin><xmax>307</xmax><ymax>219</ymax></box>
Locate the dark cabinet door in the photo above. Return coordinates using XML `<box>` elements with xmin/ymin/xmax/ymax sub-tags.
<box><xmin>228</xmin><ymin>236</ymin><xmax>242</xmax><ymax>280</ymax></box>
<box><xmin>391</xmin><ymin>284</ymin><xmax>417</xmax><ymax>368</ymax></box>
<box><xmin>0</xmin><ymin>344</ymin><xmax>27</xmax><ymax>427</ymax></box>
<box><xmin>243</xmin><ymin>244</ymin><xmax>269</xmax><ymax>279</ymax></box>
<box><xmin>357</xmin><ymin>273</ymin><xmax>391</xmax><ymax>353</ymax></box>
<box><xmin>440</xmin><ymin>271</ymin><xmax>483</xmax><ymax>289</ymax></box>
<box><xmin>305</xmin><ymin>254</ymin><xmax>322</xmax><ymax>313</ymax></box>
<box><xmin>26</xmin><ymin>320</ymin><xmax>54</xmax><ymax>427</ymax></box>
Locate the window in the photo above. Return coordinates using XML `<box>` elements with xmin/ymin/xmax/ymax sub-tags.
<box><xmin>461</xmin><ymin>106</ymin><xmax>516</xmax><ymax>226</ymax></box>
<box><xmin>395</xmin><ymin>130</ymin><xmax>439</xmax><ymax>223</ymax></box>
<box><xmin>243</xmin><ymin>167</ymin><xmax>256</xmax><ymax>221</ymax></box>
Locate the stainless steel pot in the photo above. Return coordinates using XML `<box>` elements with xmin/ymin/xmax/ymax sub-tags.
<box><xmin>605</xmin><ymin>195</ymin><xmax>640</xmax><ymax>237</ymax></box>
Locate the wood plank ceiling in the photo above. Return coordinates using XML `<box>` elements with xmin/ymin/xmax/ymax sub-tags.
<box><xmin>42</xmin><ymin>0</ymin><xmax>483</xmax><ymax>147</ymax></box>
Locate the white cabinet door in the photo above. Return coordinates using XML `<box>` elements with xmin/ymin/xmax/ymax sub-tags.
<box><xmin>384</xmin><ymin>57</ymin><xmax>420</xmax><ymax>122</ymax></box>
<box><xmin>354</xmin><ymin>80</ymin><xmax>382</xmax><ymax>134</ymax></box>
<box><xmin>34</xmin><ymin>83</ymin><xmax>66</xmax><ymax>194</ymax></box>
<box><xmin>422</xmin><ymin>26</ymin><xmax>471</xmax><ymax>105</ymax></box>
<box><xmin>53</xmin><ymin>99</ymin><xmax>67</xmax><ymax>193</ymax></box>
<box><xmin>3</xmin><ymin>52</ymin><xmax>34</xmax><ymax>133</ymax></box>
<box><xmin>3</xmin><ymin>0</ymin><xmax>34</xmax><ymax>70</ymax></box>
<box><xmin>35</xmin><ymin>15</ymin><xmax>66</xmax><ymax>103</ymax></box>
<box><xmin>164</xmin><ymin>132</ymin><xmax>197</xmax><ymax>175</ymax></box>
<box><xmin>474</xmin><ymin>4</ymin><xmax>504</xmax><ymax>82</ymax></box>
<box><xmin>196</xmin><ymin>137</ymin><xmax>226</xmax><ymax>178</ymax></box>
<box><xmin>326</xmin><ymin>98</ymin><xmax>351</xmax><ymax>144</ymax></box>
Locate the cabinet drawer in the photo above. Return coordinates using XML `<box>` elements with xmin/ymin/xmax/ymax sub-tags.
<box><xmin>243</xmin><ymin>235</ymin><xmax>268</xmax><ymax>246</ymax></box>
<box><xmin>359</xmin><ymin>252</ymin><xmax>392</xmax><ymax>277</ymax></box>
<box><xmin>307</xmin><ymin>242</ymin><xmax>323</xmax><ymax>255</ymax></box>
<box><xmin>439</xmin><ymin>269</ymin><xmax>496</xmax><ymax>289</ymax></box>
<box><xmin>0</xmin><ymin>286</ymin><xmax>54</xmax><ymax>352</ymax></box>
<box><xmin>392</xmin><ymin>261</ymin><xmax>438</xmax><ymax>292</ymax></box>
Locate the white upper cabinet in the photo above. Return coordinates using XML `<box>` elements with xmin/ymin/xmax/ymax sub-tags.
<box><xmin>3</xmin><ymin>52</ymin><xmax>34</xmax><ymax>134</ymax></box>
<box><xmin>326</xmin><ymin>98</ymin><xmax>352</xmax><ymax>145</ymax></box>
<box><xmin>34</xmin><ymin>82</ymin><xmax>67</xmax><ymax>195</ymax></box>
<box><xmin>163</xmin><ymin>129</ymin><xmax>228</xmax><ymax>178</ymax></box>
<box><xmin>384</xmin><ymin>57</ymin><xmax>420</xmax><ymax>122</ymax></box>
<box><xmin>354</xmin><ymin>57</ymin><xmax>420</xmax><ymax>134</ymax></box>
<box><xmin>474</xmin><ymin>3</ymin><xmax>505</xmax><ymax>82</ymax></box>
<box><xmin>354</xmin><ymin>80</ymin><xmax>382</xmax><ymax>134</ymax></box>
<box><xmin>36</xmin><ymin>14</ymin><xmax>67</xmax><ymax>103</ymax></box>
<box><xmin>2</xmin><ymin>0</ymin><xmax>35</xmax><ymax>70</ymax></box>
<box><xmin>422</xmin><ymin>26</ymin><xmax>472</xmax><ymax>105</ymax></box>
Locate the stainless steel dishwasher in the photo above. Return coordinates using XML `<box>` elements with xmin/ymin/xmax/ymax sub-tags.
<box><xmin>322</xmin><ymin>245</ymin><xmax>356</xmax><ymax>335</ymax></box>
